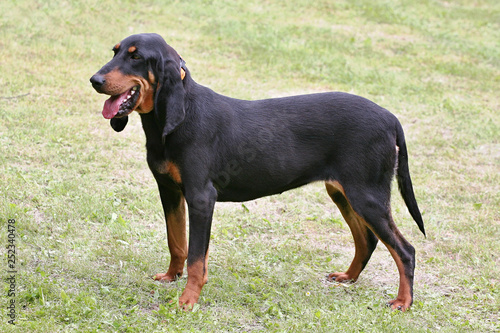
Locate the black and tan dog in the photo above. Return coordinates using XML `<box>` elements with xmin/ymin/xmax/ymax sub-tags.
<box><xmin>90</xmin><ymin>33</ymin><xmax>425</xmax><ymax>311</ymax></box>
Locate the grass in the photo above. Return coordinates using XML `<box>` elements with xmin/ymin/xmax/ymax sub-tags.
<box><xmin>1</xmin><ymin>0</ymin><xmax>499</xmax><ymax>331</ymax></box>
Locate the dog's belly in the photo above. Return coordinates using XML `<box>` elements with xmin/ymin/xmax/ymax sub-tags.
<box><xmin>215</xmin><ymin>178</ymin><xmax>315</xmax><ymax>202</ymax></box>
<box><xmin>213</xmin><ymin>157</ymin><xmax>329</xmax><ymax>202</ymax></box>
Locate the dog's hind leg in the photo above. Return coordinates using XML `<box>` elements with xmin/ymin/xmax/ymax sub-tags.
<box><xmin>325</xmin><ymin>181</ymin><xmax>379</xmax><ymax>282</ymax></box>
<box><xmin>337</xmin><ymin>183</ymin><xmax>416</xmax><ymax>311</ymax></box>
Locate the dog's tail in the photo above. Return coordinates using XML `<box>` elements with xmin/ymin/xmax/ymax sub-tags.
<box><xmin>395</xmin><ymin>121</ymin><xmax>426</xmax><ymax>236</ymax></box>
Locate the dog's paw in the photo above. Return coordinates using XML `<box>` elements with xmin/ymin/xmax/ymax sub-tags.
<box><xmin>152</xmin><ymin>272</ymin><xmax>180</xmax><ymax>282</ymax></box>
<box><xmin>328</xmin><ymin>272</ymin><xmax>356</xmax><ymax>283</ymax></box>
<box><xmin>387</xmin><ymin>298</ymin><xmax>412</xmax><ymax>312</ymax></box>
<box><xmin>178</xmin><ymin>290</ymin><xmax>200</xmax><ymax>311</ymax></box>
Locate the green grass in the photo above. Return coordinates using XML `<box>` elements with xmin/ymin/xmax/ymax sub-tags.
<box><xmin>1</xmin><ymin>0</ymin><xmax>499</xmax><ymax>331</ymax></box>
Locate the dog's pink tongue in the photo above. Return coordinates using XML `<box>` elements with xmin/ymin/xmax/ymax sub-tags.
<box><xmin>102</xmin><ymin>91</ymin><xmax>127</xmax><ymax>119</ymax></box>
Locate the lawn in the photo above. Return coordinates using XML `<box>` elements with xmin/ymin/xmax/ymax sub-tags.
<box><xmin>0</xmin><ymin>0</ymin><xmax>499</xmax><ymax>331</ymax></box>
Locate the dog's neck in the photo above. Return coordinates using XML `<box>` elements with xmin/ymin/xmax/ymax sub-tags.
<box><xmin>140</xmin><ymin>112</ymin><xmax>164</xmax><ymax>152</ymax></box>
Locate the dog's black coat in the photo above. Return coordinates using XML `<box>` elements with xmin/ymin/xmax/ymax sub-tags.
<box><xmin>90</xmin><ymin>33</ymin><xmax>425</xmax><ymax>310</ymax></box>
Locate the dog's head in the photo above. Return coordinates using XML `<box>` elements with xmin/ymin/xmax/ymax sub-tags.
<box><xmin>90</xmin><ymin>33</ymin><xmax>186</xmax><ymax>138</ymax></box>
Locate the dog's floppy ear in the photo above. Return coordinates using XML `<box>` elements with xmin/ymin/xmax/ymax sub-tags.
<box><xmin>153</xmin><ymin>54</ymin><xmax>186</xmax><ymax>142</ymax></box>
<box><xmin>110</xmin><ymin>116</ymin><xmax>128</xmax><ymax>132</ymax></box>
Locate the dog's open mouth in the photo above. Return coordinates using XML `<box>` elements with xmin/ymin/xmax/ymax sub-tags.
<box><xmin>102</xmin><ymin>85</ymin><xmax>140</xmax><ymax>119</ymax></box>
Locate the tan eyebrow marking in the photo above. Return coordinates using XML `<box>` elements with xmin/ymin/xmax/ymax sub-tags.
<box><xmin>128</xmin><ymin>46</ymin><xmax>137</xmax><ymax>53</ymax></box>
<box><xmin>114</xmin><ymin>43</ymin><xmax>120</xmax><ymax>50</ymax></box>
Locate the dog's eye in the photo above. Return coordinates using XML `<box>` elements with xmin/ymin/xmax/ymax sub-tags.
<box><xmin>131</xmin><ymin>54</ymin><xmax>141</xmax><ymax>60</ymax></box>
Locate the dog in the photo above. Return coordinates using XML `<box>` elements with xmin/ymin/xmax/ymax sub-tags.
<box><xmin>90</xmin><ymin>33</ymin><xmax>425</xmax><ymax>311</ymax></box>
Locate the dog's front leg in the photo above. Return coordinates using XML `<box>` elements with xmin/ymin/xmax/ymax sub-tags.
<box><xmin>179</xmin><ymin>185</ymin><xmax>217</xmax><ymax>309</ymax></box>
<box><xmin>153</xmin><ymin>183</ymin><xmax>187</xmax><ymax>282</ymax></box>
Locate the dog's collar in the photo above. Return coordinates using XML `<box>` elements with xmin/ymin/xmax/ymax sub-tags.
<box><xmin>180</xmin><ymin>56</ymin><xmax>186</xmax><ymax>80</ymax></box>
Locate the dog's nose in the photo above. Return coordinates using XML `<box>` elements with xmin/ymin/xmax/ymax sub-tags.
<box><xmin>90</xmin><ymin>74</ymin><xmax>106</xmax><ymax>91</ymax></box>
